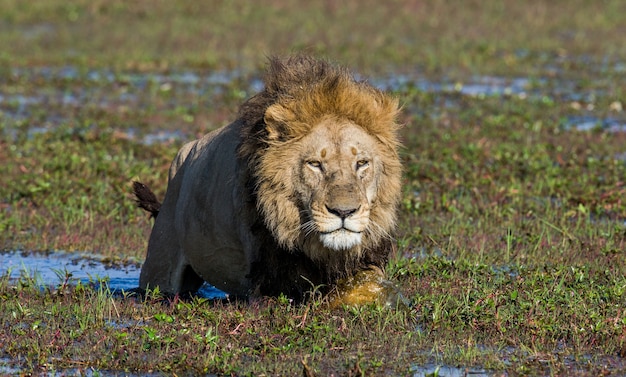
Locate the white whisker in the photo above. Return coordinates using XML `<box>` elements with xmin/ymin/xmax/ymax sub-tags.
<box><xmin>300</xmin><ymin>220</ymin><xmax>318</xmax><ymax>238</ymax></box>
<box><xmin>367</xmin><ymin>220</ymin><xmax>391</xmax><ymax>241</ymax></box>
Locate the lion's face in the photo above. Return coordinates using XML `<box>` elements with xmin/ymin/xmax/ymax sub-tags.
<box><xmin>297</xmin><ymin>118</ymin><xmax>379</xmax><ymax>251</ymax></box>
<box><xmin>246</xmin><ymin>57</ymin><xmax>402</xmax><ymax>266</ymax></box>
<box><xmin>256</xmin><ymin>111</ymin><xmax>400</xmax><ymax>263</ymax></box>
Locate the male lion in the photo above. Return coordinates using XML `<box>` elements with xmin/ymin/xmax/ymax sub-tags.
<box><xmin>134</xmin><ymin>55</ymin><xmax>402</xmax><ymax>305</ymax></box>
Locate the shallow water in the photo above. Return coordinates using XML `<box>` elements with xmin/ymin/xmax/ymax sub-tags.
<box><xmin>562</xmin><ymin>115</ymin><xmax>626</xmax><ymax>132</ymax></box>
<box><xmin>0</xmin><ymin>250</ymin><xmax>226</xmax><ymax>299</ymax></box>
<box><xmin>0</xmin><ymin>357</ymin><xmax>490</xmax><ymax>377</ymax></box>
<box><xmin>1</xmin><ymin>67</ymin><xmax>623</xmax><ymax>142</ymax></box>
<box><xmin>0</xmin><ymin>356</ymin><xmax>194</xmax><ymax>377</ymax></box>
<box><xmin>412</xmin><ymin>364</ymin><xmax>492</xmax><ymax>377</ymax></box>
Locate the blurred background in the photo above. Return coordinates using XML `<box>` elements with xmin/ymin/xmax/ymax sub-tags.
<box><xmin>2</xmin><ymin>0</ymin><xmax>625</xmax><ymax>75</ymax></box>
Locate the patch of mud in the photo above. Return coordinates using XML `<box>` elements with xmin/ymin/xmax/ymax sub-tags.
<box><xmin>0</xmin><ymin>250</ymin><xmax>226</xmax><ymax>299</ymax></box>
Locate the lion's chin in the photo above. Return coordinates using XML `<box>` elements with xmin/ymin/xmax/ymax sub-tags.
<box><xmin>319</xmin><ymin>230</ymin><xmax>362</xmax><ymax>250</ymax></box>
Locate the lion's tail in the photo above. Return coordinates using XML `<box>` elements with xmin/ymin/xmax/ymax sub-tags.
<box><xmin>132</xmin><ymin>181</ymin><xmax>161</xmax><ymax>218</ymax></box>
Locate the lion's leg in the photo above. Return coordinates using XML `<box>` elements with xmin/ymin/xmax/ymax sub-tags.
<box><xmin>138</xmin><ymin>238</ymin><xmax>178</xmax><ymax>293</ymax></box>
<box><xmin>328</xmin><ymin>266</ymin><xmax>408</xmax><ymax>308</ymax></box>
<box><xmin>139</xmin><ymin>208</ymin><xmax>204</xmax><ymax>294</ymax></box>
<box><xmin>139</xmin><ymin>243</ymin><xmax>203</xmax><ymax>294</ymax></box>
<box><xmin>178</xmin><ymin>264</ymin><xmax>204</xmax><ymax>293</ymax></box>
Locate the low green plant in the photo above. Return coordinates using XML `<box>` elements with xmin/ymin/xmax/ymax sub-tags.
<box><xmin>1</xmin><ymin>1</ymin><xmax>626</xmax><ymax>375</ymax></box>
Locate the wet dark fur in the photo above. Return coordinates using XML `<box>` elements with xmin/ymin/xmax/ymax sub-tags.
<box><xmin>132</xmin><ymin>181</ymin><xmax>161</xmax><ymax>218</ymax></box>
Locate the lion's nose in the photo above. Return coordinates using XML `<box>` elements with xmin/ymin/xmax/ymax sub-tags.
<box><xmin>326</xmin><ymin>205</ymin><xmax>359</xmax><ymax>219</ymax></box>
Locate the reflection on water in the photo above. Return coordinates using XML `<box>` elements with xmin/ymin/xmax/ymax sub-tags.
<box><xmin>412</xmin><ymin>364</ymin><xmax>492</xmax><ymax>377</ymax></box>
<box><xmin>0</xmin><ymin>250</ymin><xmax>226</xmax><ymax>299</ymax></box>
<box><xmin>561</xmin><ymin>115</ymin><xmax>626</xmax><ymax>132</ymax></box>
<box><xmin>0</xmin><ymin>355</ymin><xmax>175</xmax><ymax>377</ymax></box>
<box><xmin>374</xmin><ymin>74</ymin><xmax>537</xmax><ymax>99</ymax></box>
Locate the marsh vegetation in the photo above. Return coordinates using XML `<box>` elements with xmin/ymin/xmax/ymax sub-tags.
<box><xmin>2</xmin><ymin>1</ymin><xmax>626</xmax><ymax>375</ymax></box>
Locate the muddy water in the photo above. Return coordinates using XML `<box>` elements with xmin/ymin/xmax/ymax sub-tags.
<box><xmin>0</xmin><ymin>251</ymin><xmax>226</xmax><ymax>298</ymax></box>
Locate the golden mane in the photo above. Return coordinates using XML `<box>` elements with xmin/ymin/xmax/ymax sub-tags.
<box><xmin>237</xmin><ymin>55</ymin><xmax>403</xmax><ymax>270</ymax></box>
<box><xmin>239</xmin><ymin>55</ymin><xmax>401</xmax><ymax>160</ymax></box>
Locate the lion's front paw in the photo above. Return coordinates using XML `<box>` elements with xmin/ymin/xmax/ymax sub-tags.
<box><xmin>328</xmin><ymin>267</ymin><xmax>408</xmax><ymax>309</ymax></box>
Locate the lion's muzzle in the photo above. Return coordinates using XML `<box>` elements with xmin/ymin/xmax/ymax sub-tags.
<box><xmin>316</xmin><ymin>204</ymin><xmax>368</xmax><ymax>250</ymax></box>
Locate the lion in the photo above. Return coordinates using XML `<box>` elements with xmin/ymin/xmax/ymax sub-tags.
<box><xmin>134</xmin><ymin>55</ymin><xmax>403</xmax><ymax>305</ymax></box>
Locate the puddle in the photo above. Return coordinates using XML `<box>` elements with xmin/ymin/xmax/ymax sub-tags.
<box><xmin>0</xmin><ymin>355</ymin><xmax>184</xmax><ymax>377</ymax></box>
<box><xmin>561</xmin><ymin>115</ymin><xmax>626</xmax><ymax>132</ymax></box>
<box><xmin>375</xmin><ymin>74</ymin><xmax>538</xmax><ymax>99</ymax></box>
<box><xmin>412</xmin><ymin>364</ymin><xmax>492</xmax><ymax>377</ymax></box>
<box><xmin>0</xmin><ymin>251</ymin><xmax>226</xmax><ymax>376</ymax></box>
<box><xmin>0</xmin><ymin>358</ymin><xmax>20</xmax><ymax>377</ymax></box>
<box><xmin>0</xmin><ymin>67</ymin><xmax>264</xmax><ymax>144</ymax></box>
<box><xmin>0</xmin><ymin>250</ymin><xmax>226</xmax><ymax>299</ymax></box>
<box><xmin>110</xmin><ymin>127</ymin><xmax>187</xmax><ymax>146</ymax></box>
<box><xmin>2</xmin><ymin>66</ymin><xmax>625</xmax><ymax>145</ymax></box>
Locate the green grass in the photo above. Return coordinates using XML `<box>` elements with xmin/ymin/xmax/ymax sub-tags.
<box><xmin>1</xmin><ymin>0</ymin><xmax>626</xmax><ymax>76</ymax></box>
<box><xmin>0</xmin><ymin>272</ymin><xmax>417</xmax><ymax>375</ymax></box>
<box><xmin>2</xmin><ymin>0</ymin><xmax>626</xmax><ymax>375</ymax></box>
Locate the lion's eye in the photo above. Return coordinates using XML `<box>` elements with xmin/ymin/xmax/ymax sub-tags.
<box><xmin>306</xmin><ymin>160</ymin><xmax>323</xmax><ymax>170</ymax></box>
<box><xmin>356</xmin><ymin>160</ymin><xmax>369</xmax><ymax>169</ymax></box>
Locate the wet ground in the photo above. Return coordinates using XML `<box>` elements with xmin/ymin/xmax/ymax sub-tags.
<box><xmin>0</xmin><ymin>250</ymin><xmax>494</xmax><ymax>376</ymax></box>
<box><xmin>0</xmin><ymin>250</ymin><xmax>226</xmax><ymax>299</ymax></box>
<box><xmin>2</xmin><ymin>64</ymin><xmax>626</xmax><ymax>376</ymax></box>
<box><xmin>1</xmin><ymin>66</ymin><xmax>625</xmax><ymax>145</ymax></box>
<box><xmin>411</xmin><ymin>364</ymin><xmax>491</xmax><ymax>377</ymax></box>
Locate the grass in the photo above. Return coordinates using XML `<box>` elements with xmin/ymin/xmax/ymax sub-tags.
<box><xmin>1</xmin><ymin>272</ymin><xmax>417</xmax><ymax>375</ymax></box>
<box><xmin>1</xmin><ymin>1</ymin><xmax>626</xmax><ymax>76</ymax></box>
<box><xmin>2</xmin><ymin>0</ymin><xmax>626</xmax><ymax>375</ymax></box>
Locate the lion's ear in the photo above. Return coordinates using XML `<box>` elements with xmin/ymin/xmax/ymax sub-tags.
<box><xmin>264</xmin><ymin>104</ymin><xmax>294</xmax><ymax>140</ymax></box>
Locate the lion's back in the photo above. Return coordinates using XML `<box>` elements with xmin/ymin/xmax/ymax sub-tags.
<box><xmin>152</xmin><ymin>120</ymin><xmax>260</xmax><ymax>295</ymax></box>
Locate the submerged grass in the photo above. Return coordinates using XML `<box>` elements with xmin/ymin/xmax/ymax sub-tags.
<box><xmin>2</xmin><ymin>0</ymin><xmax>626</xmax><ymax>375</ymax></box>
